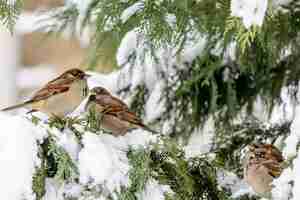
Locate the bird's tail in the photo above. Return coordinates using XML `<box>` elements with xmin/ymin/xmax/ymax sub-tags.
<box><xmin>1</xmin><ymin>100</ymin><xmax>34</xmax><ymax>112</ymax></box>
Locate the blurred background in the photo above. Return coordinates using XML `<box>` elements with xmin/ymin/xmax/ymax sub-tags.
<box><xmin>0</xmin><ymin>0</ymin><xmax>115</xmax><ymax>110</ymax></box>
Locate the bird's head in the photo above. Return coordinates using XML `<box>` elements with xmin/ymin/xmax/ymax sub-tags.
<box><xmin>90</xmin><ymin>87</ymin><xmax>111</xmax><ymax>96</ymax></box>
<box><xmin>63</xmin><ymin>68</ymin><xmax>91</xmax><ymax>80</ymax></box>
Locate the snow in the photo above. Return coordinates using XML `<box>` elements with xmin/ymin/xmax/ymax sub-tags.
<box><xmin>79</xmin><ymin>132</ymin><xmax>116</xmax><ymax>186</ymax></box>
<box><xmin>116</xmin><ymin>30</ymin><xmax>138</xmax><ymax>66</ymax></box>
<box><xmin>272</xmin><ymin>168</ymin><xmax>293</xmax><ymax>200</ymax></box>
<box><xmin>231</xmin><ymin>0</ymin><xmax>268</xmax><ymax>28</ymax></box>
<box><xmin>43</xmin><ymin>179</ymin><xmax>65</xmax><ymax>200</ymax></box>
<box><xmin>6</xmin><ymin>0</ymin><xmax>16</xmax><ymax>5</ymax></box>
<box><xmin>66</xmin><ymin>0</ymin><xmax>93</xmax><ymax>17</ymax></box>
<box><xmin>0</xmin><ymin>114</ymin><xmax>45</xmax><ymax>200</ymax></box>
<box><xmin>291</xmin><ymin>151</ymin><xmax>300</xmax><ymax>200</ymax></box>
<box><xmin>282</xmin><ymin>105</ymin><xmax>300</xmax><ymax>158</ymax></box>
<box><xmin>15</xmin><ymin>11</ymin><xmax>61</xmax><ymax>34</ymax></box>
<box><xmin>121</xmin><ymin>1</ymin><xmax>144</xmax><ymax>23</ymax></box>
<box><xmin>78</xmin><ymin>130</ymin><xmax>156</xmax><ymax>195</ymax></box>
<box><xmin>2</xmin><ymin>63</ymin><xmax>300</xmax><ymax>200</ymax></box>
<box><xmin>131</xmin><ymin>65</ymin><xmax>145</xmax><ymax>90</ymax></box>
<box><xmin>137</xmin><ymin>179</ymin><xmax>172</xmax><ymax>200</ymax></box>
<box><xmin>145</xmin><ymin>80</ymin><xmax>165</xmax><ymax>123</ymax></box>
<box><xmin>57</xmin><ymin>128</ymin><xmax>81</xmax><ymax>160</ymax></box>
<box><xmin>217</xmin><ymin>170</ymin><xmax>253</xmax><ymax>198</ymax></box>
<box><xmin>272</xmin><ymin>0</ymin><xmax>293</xmax><ymax>7</ymax></box>
<box><xmin>185</xmin><ymin>117</ymin><xmax>214</xmax><ymax>157</ymax></box>
<box><xmin>16</xmin><ymin>8</ymin><xmax>91</xmax><ymax>47</ymax></box>
<box><xmin>181</xmin><ymin>36</ymin><xmax>207</xmax><ymax>63</ymax></box>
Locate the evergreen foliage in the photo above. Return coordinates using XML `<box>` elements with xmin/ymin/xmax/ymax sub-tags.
<box><xmin>44</xmin><ymin>0</ymin><xmax>300</xmax><ymax>139</ymax></box>
<box><xmin>109</xmin><ymin>136</ymin><xmax>231</xmax><ymax>200</ymax></box>
<box><xmin>28</xmin><ymin>114</ymin><xmax>293</xmax><ymax>200</ymax></box>
<box><xmin>35</xmin><ymin>1</ymin><xmax>300</xmax><ymax>198</ymax></box>
<box><xmin>0</xmin><ymin>0</ymin><xmax>23</xmax><ymax>32</ymax></box>
<box><xmin>27</xmin><ymin>115</ymin><xmax>236</xmax><ymax>200</ymax></box>
<box><xmin>213</xmin><ymin>119</ymin><xmax>291</xmax><ymax>176</ymax></box>
<box><xmin>3</xmin><ymin>0</ymin><xmax>300</xmax><ymax>199</ymax></box>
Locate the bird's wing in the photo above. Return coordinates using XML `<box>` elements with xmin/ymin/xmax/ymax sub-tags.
<box><xmin>269</xmin><ymin>147</ymin><xmax>284</xmax><ymax>162</ymax></box>
<box><xmin>115</xmin><ymin>110</ymin><xmax>144</xmax><ymax>127</ymax></box>
<box><xmin>260</xmin><ymin>160</ymin><xmax>283</xmax><ymax>178</ymax></box>
<box><xmin>31</xmin><ymin>83</ymin><xmax>71</xmax><ymax>101</ymax></box>
<box><xmin>30</xmin><ymin>71</ymin><xmax>79</xmax><ymax>102</ymax></box>
<box><xmin>94</xmin><ymin>97</ymin><xmax>143</xmax><ymax>126</ymax></box>
<box><xmin>95</xmin><ymin>95</ymin><xmax>129</xmax><ymax>110</ymax></box>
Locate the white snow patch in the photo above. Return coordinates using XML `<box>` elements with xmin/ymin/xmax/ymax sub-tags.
<box><xmin>57</xmin><ymin>128</ymin><xmax>81</xmax><ymax>160</ymax></box>
<box><xmin>125</xmin><ymin>129</ymin><xmax>158</xmax><ymax>148</ymax></box>
<box><xmin>79</xmin><ymin>132</ymin><xmax>115</xmax><ymax>185</ymax></box>
<box><xmin>117</xmin><ymin>30</ymin><xmax>138</xmax><ymax>66</ymax></box>
<box><xmin>15</xmin><ymin>11</ymin><xmax>61</xmax><ymax>34</ymax></box>
<box><xmin>78</xmin><ymin>129</ymin><xmax>156</xmax><ymax>194</ymax></box>
<box><xmin>231</xmin><ymin>0</ymin><xmax>268</xmax><ymax>28</ymax></box>
<box><xmin>217</xmin><ymin>170</ymin><xmax>253</xmax><ymax>198</ymax></box>
<box><xmin>272</xmin><ymin>0</ymin><xmax>293</xmax><ymax>8</ymax></box>
<box><xmin>131</xmin><ymin>65</ymin><xmax>145</xmax><ymax>89</ymax></box>
<box><xmin>283</xmin><ymin>105</ymin><xmax>300</xmax><ymax>158</ymax></box>
<box><xmin>185</xmin><ymin>117</ymin><xmax>214</xmax><ymax>157</ymax></box>
<box><xmin>121</xmin><ymin>1</ymin><xmax>144</xmax><ymax>23</ymax></box>
<box><xmin>67</xmin><ymin>0</ymin><xmax>93</xmax><ymax>17</ymax></box>
<box><xmin>145</xmin><ymin>80</ymin><xmax>166</xmax><ymax>123</ymax></box>
<box><xmin>272</xmin><ymin>168</ymin><xmax>293</xmax><ymax>200</ymax></box>
<box><xmin>87</xmin><ymin>71</ymin><xmax>121</xmax><ymax>93</ymax></box>
<box><xmin>6</xmin><ymin>0</ymin><xmax>16</xmax><ymax>5</ymax></box>
<box><xmin>43</xmin><ymin>179</ymin><xmax>64</xmax><ymax>200</ymax></box>
<box><xmin>0</xmin><ymin>114</ymin><xmax>45</xmax><ymax>200</ymax></box>
<box><xmin>182</xmin><ymin>36</ymin><xmax>206</xmax><ymax>63</ymax></box>
<box><xmin>291</xmin><ymin>150</ymin><xmax>300</xmax><ymax>200</ymax></box>
<box><xmin>137</xmin><ymin>179</ymin><xmax>172</xmax><ymax>200</ymax></box>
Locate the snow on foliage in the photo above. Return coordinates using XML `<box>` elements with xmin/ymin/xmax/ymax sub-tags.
<box><xmin>217</xmin><ymin>170</ymin><xmax>253</xmax><ymax>198</ymax></box>
<box><xmin>272</xmin><ymin>168</ymin><xmax>293</xmax><ymax>200</ymax></box>
<box><xmin>291</xmin><ymin>151</ymin><xmax>300</xmax><ymax>200</ymax></box>
<box><xmin>0</xmin><ymin>114</ymin><xmax>45</xmax><ymax>200</ymax></box>
<box><xmin>137</xmin><ymin>179</ymin><xmax>171</xmax><ymax>200</ymax></box>
<box><xmin>230</xmin><ymin>0</ymin><xmax>268</xmax><ymax>28</ymax></box>
<box><xmin>79</xmin><ymin>132</ymin><xmax>129</xmax><ymax>192</ymax></box>
<box><xmin>121</xmin><ymin>1</ymin><xmax>144</xmax><ymax>23</ymax></box>
<box><xmin>2</xmin><ymin>63</ymin><xmax>300</xmax><ymax>199</ymax></box>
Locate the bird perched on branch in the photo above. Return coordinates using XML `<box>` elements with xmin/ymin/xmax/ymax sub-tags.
<box><xmin>243</xmin><ymin>143</ymin><xmax>285</xmax><ymax>198</ymax></box>
<box><xmin>85</xmin><ymin>86</ymin><xmax>157</xmax><ymax>136</ymax></box>
<box><xmin>1</xmin><ymin>68</ymin><xmax>90</xmax><ymax>117</ymax></box>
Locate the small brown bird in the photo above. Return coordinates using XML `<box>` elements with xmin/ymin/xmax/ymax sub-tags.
<box><xmin>1</xmin><ymin>68</ymin><xmax>90</xmax><ymax>117</ymax></box>
<box><xmin>85</xmin><ymin>86</ymin><xmax>157</xmax><ymax>136</ymax></box>
<box><xmin>243</xmin><ymin>143</ymin><xmax>285</xmax><ymax>198</ymax></box>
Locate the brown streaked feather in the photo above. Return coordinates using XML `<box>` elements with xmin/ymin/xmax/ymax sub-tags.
<box><xmin>260</xmin><ymin>160</ymin><xmax>283</xmax><ymax>178</ymax></box>
<box><xmin>116</xmin><ymin>110</ymin><xmax>144</xmax><ymax>126</ymax></box>
<box><xmin>115</xmin><ymin>110</ymin><xmax>157</xmax><ymax>133</ymax></box>
<box><xmin>30</xmin><ymin>68</ymin><xmax>83</xmax><ymax>101</ymax></box>
<box><xmin>251</xmin><ymin>144</ymin><xmax>284</xmax><ymax>162</ymax></box>
<box><xmin>31</xmin><ymin>84</ymin><xmax>70</xmax><ymax>101</ymax></box>
<box><xmin>94</xmin><ymin>94</ymin><xmax>129</xmax><ymax>110</ymax></box>
<box><xmin>87</xmin><ymin>87</ymin><xmax>158</xmax><ymax>134</ymax></box>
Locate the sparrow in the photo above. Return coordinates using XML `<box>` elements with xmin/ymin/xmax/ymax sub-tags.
<box><xmin>243</xmin><ymin>143</ymin><xmax>285</xmax><ymax>198</ymax></box>
<box><xmin>84</xmin><ymin>86</ymin><xmax>157</xmax><ymax>136</ymax></box>
<box><xmin>1</xmin><ymin>68</ymin><xmax>90</xmax><ymax>117</ymax></box>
